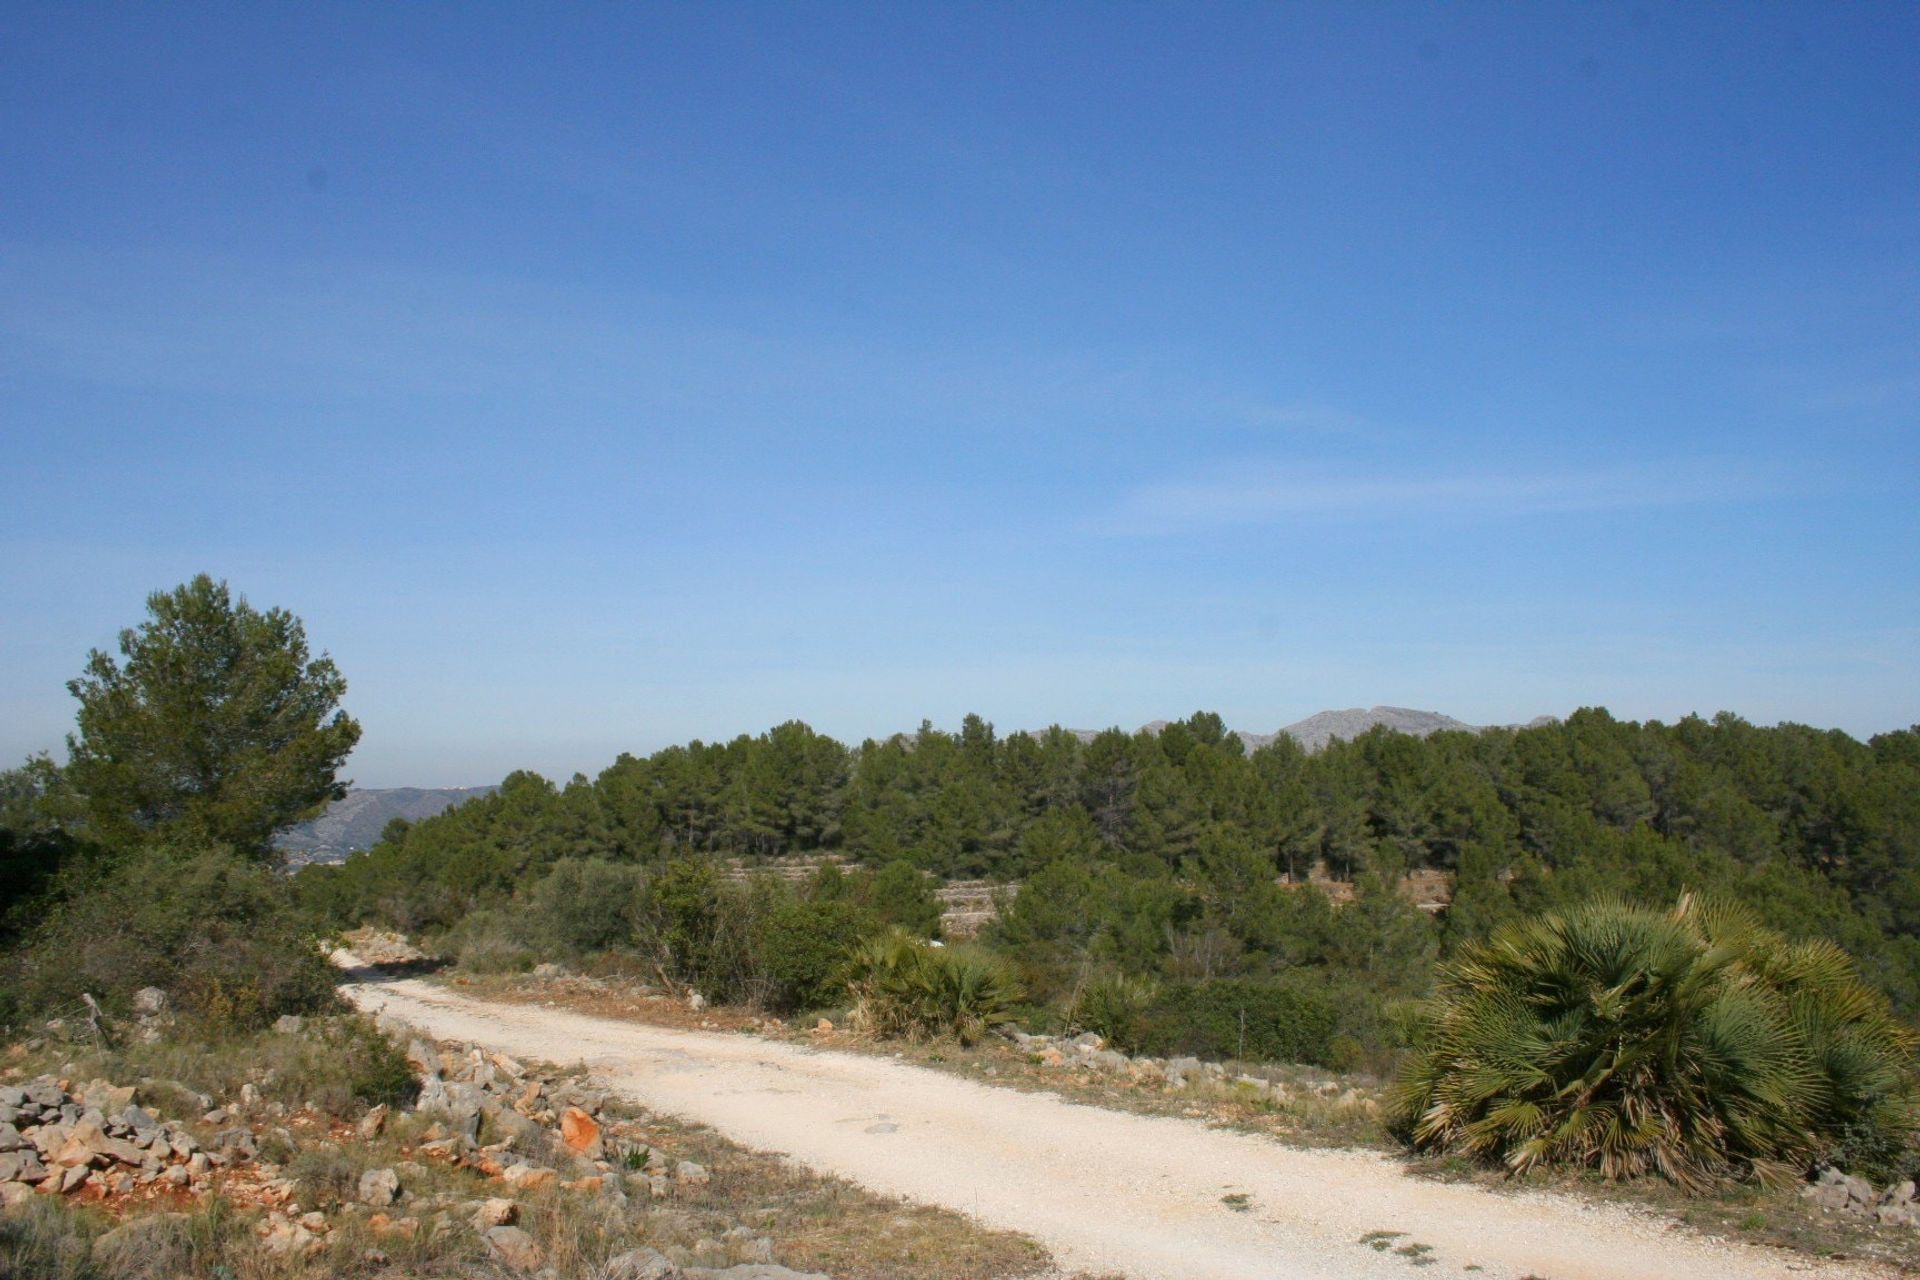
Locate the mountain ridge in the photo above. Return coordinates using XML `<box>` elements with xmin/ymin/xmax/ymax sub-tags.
<box><xmin>275</xmin><ymin>786</ymin><xmax>497</xmax><ymax>863</ymax></box>
<box><xmin>1032</xmin><ymin>706</ymin><xmax>1555</xmax><ymax>751</ymax></box>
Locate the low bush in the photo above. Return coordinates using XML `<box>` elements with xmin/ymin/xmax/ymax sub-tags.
<box><xmin>1390</xmin><ymin>895</ymin><xmax>1920</xmax><ymax>1190</ymax></box>
<box><xmin>434</xmin><ymin>907</ymin><xmax>538</xmax><ymax>974</ymax></box>
<box><xmin>1072</xmin><ymin>971</ymin><xmax>1159</xmax><ymax>1047</ymax></box>
<box><xmin>1127</xmin><ymin>975</ymin><xmax>1341</xmax><ymax>1065</ymax></box>
<box><xmin>530</xmin><ymin>858</ymin><xmax>647</xmax><ymax>956</ymax></box>
<box><xmin>755</xmin><ymin>896</ymin><xmax>873</xmax><ymax>1012</ymax></box>
<box><xmin>861</xmin><ymin>859</ymin><xmax>945</xmax><ymax>937</ymax></box>
<box><xmin>13</xmin><ymin>844</ymin><xmax>338</xmax><ymax>1031</ymax></box>
<box><xmin>288</xmin><ymin>1145</ymin><xmax>363</xmax><ymax>1208</ymax></box>
<box><xmin>847</xmin><ymin>929</ymin><xmax>1021</xmax><ymax>1045</ymax></box>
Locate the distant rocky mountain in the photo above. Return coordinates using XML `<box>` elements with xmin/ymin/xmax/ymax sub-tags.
<box><xmin>274</xmin><ymin>786</ymin><xmax>496</xmax><ymax>864</ymax></box>
<box><xmin>1031</xmin><ymin>707</ymin><xmax>1556</xmax><ymax>752</ymax></box>
<box><xmin>1251</xmin><ymin>706</ymin><xmax>1479</xmax><ymax>751</ymax></box>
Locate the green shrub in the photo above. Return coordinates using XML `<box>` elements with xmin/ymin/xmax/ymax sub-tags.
<box><xmin>14</xmin><ymin>844</ymin><xmax>338</xmax><ymax>1030</ymax></box>
<box><xmin>1390</xmin><ymin>895</ymin><xmax>1920</xmax><ymax>1190</ymax></box>
<box><xmin>847</xmin><ymin>929</ymin><xmax>1021</xmax><ymax>1045</ymax></box>
<box><xmin>1129</xmin><ymin>975</ymin><xmax>1340</xmax><ymax>1065</ymax></box>
<box><xmin>0</xmin><ymin>1194</ymin><xmax>98</xmax><ymax>1280</ymax></box>
<box><xmin>1073</xmin><ymin>971</ymin><xmax>1159</xmax><ymax>1048</ymax></box>
<box><xmin>860</xmin><ymin>860</ymin><xmax>944</xmax><ymax>937</ymax></box>
<box><xmin>307</xmin><ymin>1016</ymin><xmax>419</xmax><ymax>1112</ymax></box>
<box><xmin>5</xmin><ymin>1194</ymin><xmax>242</xmax><ymax>1280</ymax></box>
<box><xmin>635</xmin><ymin>858</ymin><xmax>733</xmax><ymax>990</ymax></box>
<box><xmin>436</xmin><ymin>907</ymin><xmax>537</xmax><ymax>974</ymax></box>
<box><xmin>530</xmin><ymin>858</ymin><xmax>646</xmax><ymax>956</ymax></box>
<box><xmin>755</xmin><ymin>897</ymin><xmax>873</xmax><ymax>1012</ymax></box>
<box><xmin>289</xmin><ymin>1144</ymin><xmax>362</xmax><ymax>1207</ymax></box>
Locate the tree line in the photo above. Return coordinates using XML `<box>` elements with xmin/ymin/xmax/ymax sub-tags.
<box><xmin>300</xmin><ymin>706</ymin><xmax>1920</xmax><ymax>1035</ymax></box>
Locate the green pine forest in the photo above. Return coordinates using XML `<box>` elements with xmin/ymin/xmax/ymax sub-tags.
<box><xmin>300</xmin><ymin>710</ymin><xmax>1920</xmax><ymax>1072</ymax></box>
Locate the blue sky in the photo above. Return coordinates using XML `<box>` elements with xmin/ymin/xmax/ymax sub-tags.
<box><xmin>3</xmin><ymin>4</ymin><xmax>1916</xmax><ymax>786</ymax></box>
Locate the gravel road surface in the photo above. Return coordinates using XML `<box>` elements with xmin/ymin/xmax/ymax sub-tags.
<box><xmin>337</xmin><ymin>956</ymin><xmax>1889</xmax><ymax>1280</ymax></box>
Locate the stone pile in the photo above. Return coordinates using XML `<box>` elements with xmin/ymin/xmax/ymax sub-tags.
<box><xmin>387</xmin><ymin>1027</ymin><xmax>812</xmax><ymax>1275</ymax></box>
<box><xmin>0</xmin><ymin>1077</ymin><xmax>214</xmax><ymax>1206</ymax></box>
<box><xmin>1801</xmin><ymin>1167</ymin><xmax>1920</xmax><ymax>1228</ymax></box>
<box><xmin>1001</xmin><ymin>1028</ymin><xmax>1377</xmax><ymax>1111</ymax></box>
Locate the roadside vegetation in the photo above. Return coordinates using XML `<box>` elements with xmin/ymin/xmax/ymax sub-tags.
<box><xmin>5</xmin><ymin>575</ymin><xmax>1920</xmax><ymax>1276</ymax></box>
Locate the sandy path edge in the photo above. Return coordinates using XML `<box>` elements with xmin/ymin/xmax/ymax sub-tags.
<box><xmin>335</xmin><ymin>955</ymin><xmax>1893</xmax><ymax>1280</ymax></box>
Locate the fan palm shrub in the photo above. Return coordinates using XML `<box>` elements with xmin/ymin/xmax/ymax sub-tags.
<box><xmin>845</xmin><ymin>928</ymin><xmax>1020</xmax><ymax>1045</ymax></box>
<box><xmin>1391</xmin><ymin>894</ymin><xmax>1919</xmax><ymax>1190</ymax></box>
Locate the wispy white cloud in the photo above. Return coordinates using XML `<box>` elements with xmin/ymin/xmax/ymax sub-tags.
<box><xmin>1109</xmin><ymin>457</ymin><xmax>1791</xmax><ymax>532</ymax></box>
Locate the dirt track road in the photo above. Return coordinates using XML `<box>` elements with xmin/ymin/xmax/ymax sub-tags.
<box><xmin>337</xmin><ymin>957</ymin><xmax>1887</xmax><ymax>1280</ymax></box>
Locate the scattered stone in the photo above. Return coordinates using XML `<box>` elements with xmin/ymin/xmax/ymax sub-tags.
<box><xmin>603</xmin><ymin>1246</ymin><xmax>681</xmax><ymax>1280</ymax></box>
<box><xmin>358</xmin><ymin>1103</ymin><xmax>389</xmax><ymax>1140</ymax></box>
<box><xmin>260</xmin><ymin>1219</ymin><xmax>316</xmax><ymax>1256</ymax></box>
<box><xmin>560</xmin><ymin>1106</ymin><xmax>603</xmax><ymax>1156</ymax></box>
<box><xmin>53</xmin><ymin>1121</ymin><xmax>114</xmax><ymax>1168</ymax></box>
<box><xmin>0</xmin><ymin>1159</ymin><xmax>47</xmax><ymax>1189</ymax></box>
<box><xmin>486</xmin><ymin>1224</ymin><xmax>545</xmax><ymax>1270</ymax></box>
<box><xmin>471</xmin><ymin>1196</ymin><xmax>518</xmax><ymax>1228</ymax></box>
<box><xmin>84</xmin><ymin>1084</ymin><xmax>136</xmax><ymax>1113</ymax></box>
<box><xmin>58</xmin><ymin>1164</ymin><xmax>92</xmax><ymax>1194</ymax></box>
<box><xmin>676</xmin><ymin>1160</ymin><xmax>711</xmax><ymax>1186</ymax></box>
<box><xmin>213</xmin><ymin>1127</ymin><xmax>257</xmax><ymax>1160</ymax></box>
<box><xmin>359</xmin><ymin>1167</ymin><xmax>400</xmax><ymax>1207</ymax></box>
<box><xmin>487</xmin><ymin>1102</ymin><xmax>543</xmax><ymax>1146</ymax></box>
<box><xmin>502</xmin><ymin>1163</ymin><xmax>558</xmax><ymax>1192</ymax></box>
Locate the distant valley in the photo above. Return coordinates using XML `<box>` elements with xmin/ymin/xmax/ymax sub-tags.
<box><xmin>275</xmin><ymin>786</ymin><xmax>496</xmax><ymax>863</ymax></box>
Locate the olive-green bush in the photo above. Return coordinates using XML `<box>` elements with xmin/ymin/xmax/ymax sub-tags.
<box><xmin>754</xmin><ymin>896</ymin><xmax>873</xmax><ymax>1012</ymax></box>
<box><xmin>1133</xmin><ymin>976</ymin><xmax>1341</xmax><ymax>1065</ymax></box>
<box><xmin>15</xmin><ymin>844</ymin><xmax>338</xmax><ymax>1031</ymax></box>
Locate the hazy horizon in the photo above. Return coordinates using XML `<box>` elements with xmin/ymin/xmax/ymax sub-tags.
<box><xmin>5</xmin><ymin>6</ymin><xmax>1915</xmax><ymax>789</ymax></box>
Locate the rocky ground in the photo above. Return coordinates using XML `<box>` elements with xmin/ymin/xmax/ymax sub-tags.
<box><xmin>0</xmin><ymin>997</ymin><xmax>1048</xmax><ymax>1280</ymax></box>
